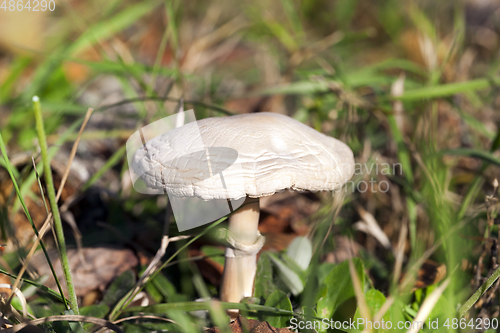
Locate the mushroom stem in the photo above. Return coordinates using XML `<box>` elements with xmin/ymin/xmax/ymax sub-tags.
<box><xmin>220</xmin><ymin>197</ymin><xmax>263</xmax><ymax>307</ymax></box>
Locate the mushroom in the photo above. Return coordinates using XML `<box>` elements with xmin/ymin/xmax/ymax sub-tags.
<box><xmin>131</xmin><ymin>112</ymin><xmax>355</xmax><ymax>308</ymax></box>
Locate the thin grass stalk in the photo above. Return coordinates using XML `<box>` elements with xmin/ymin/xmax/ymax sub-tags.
<box><xmin>3</xmin><ymin>314</ymin><xmax>123</xmax><ymax>333</ymax></box>
<box><xmin>0</xmin><ymin>129</ymin><xmax>68</xmax><ymax>310</ymax></box>
<box><xmin>0</xmin><ymin>267</ymin><xmax>66</xmax><ymax>303</ymax></box>
<box><xmin>406</xmin><ymin>278</ymin><xmax>450</xmax><ymax>333</ymax></box>
<box><xmin>32</xmin><ymin>96</ymin><xmax>79</xmax><ymax>314</ymax></box>
<box><xmin>459</xmin><ymin>265</ymin><xmax>500</xmax><ymax>318</ymax></box>
<box><xmin>348</xmin><ymin>258</ymin><xmax>372</xmax><ymax>333</ymax></box>
<box><xmin>8</xmin><ymin>109</ymin><xmax>93</xmax><ymax>308</ymax></box>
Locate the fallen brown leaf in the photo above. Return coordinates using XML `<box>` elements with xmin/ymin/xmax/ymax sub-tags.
<box><xmin>30</xmin><ymin>246</ymin><xmax>138</xmax><ymax>297</ymax></box>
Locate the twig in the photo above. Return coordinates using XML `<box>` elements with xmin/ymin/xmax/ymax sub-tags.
<box><xmin>0</xmin><ymin>284</ymin><xmax>28</xmax><ymax>319</ymax></box>
<box><xmin>1</xmin><ymin>315</ymin><xmax>123</xmax><ymax>333</ymax></box>
<box><xmin>94</xmin><ymin>96</ymin><xmax>234</xmax><ymax>116</ymax></box>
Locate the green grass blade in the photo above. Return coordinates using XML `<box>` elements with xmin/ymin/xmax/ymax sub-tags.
<box><xmin>0</xmin><ymin>268</ymin><xmax>68</xmax><ymax>303</ymax></box>
<box><xmin>459</xmin><ymin>265</ymin><xmax>500</xmax><ymax>317</ymax></box>
<box><xmin>441</xmin><ymin>148</ymin><xmax>500</xmax><ymax>166</ymax></box>
<box><xmin>457</xmin><ymin>128</ymin><xmax>500</xmax><ymax>220</ymax></box>
<box><xmin>280</xmin><ymin>0</ymin><xmax>304</xmax><ymax>39</ymax></box>
<box><xmin>82</xmin><ymin>145</ymin><xmax>126</xmax><ymax>191</ymax></box>
<box><xmin>0</xmin><ymin>56</ymin><xmax>32</xmax><ymax>103</ymax></box>
<box><xmin>0</xmin><ymin>128</ymin><xmax>69</xmax><ymax>310</ymax></box>
<box><xmin>125</xmin><ymin>301</ymin><xmax>298</xmax><ymax>317</ymax></box>
<box><xmin>191</xmin><ymin>267</ymin><xmax>231</xmax><ymax>333</ymax></box>
<box><xmin>68</xmin><ymin>0</ymin><xmax>163</xmax><ymax>56</ymax></box>
<box><xmin>395</xmin><ymin>77</ymin><xmax>500</xmax><ymax>101</ymax></box>
<box><xmin>33</xmin><ymin>96</ymin><xmax>79</xmax><ymax>314</ymax></box>
<box><xmin>13</xmin><ymin>118</ymin><xmax>83</xmax><ymax>214</ymax></box>
<box><xmin>67</xmin><ymin>58</ymin><xmax>179</xmax><ymax>77</ymax></box>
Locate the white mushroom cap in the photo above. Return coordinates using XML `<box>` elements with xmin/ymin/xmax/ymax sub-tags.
<box><xmin>131</xmin><ymin>112</ymin><xmax>355</xmax><ymax>200</ymax></box>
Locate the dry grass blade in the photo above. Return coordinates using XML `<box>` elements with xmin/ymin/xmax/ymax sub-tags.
<box><xmin>355</xmin><ymin>206</ymin><xmax>392</xmax><ymax>251</ymax></box>
<box><xmin>183</xmin><ymin>15</ymin><xmax>247</xmax><ymax>73</ymax></box>
<box><xmin>399</xmin><ymin>217</ymin><xmax>470</xmax><ymax>293</ymax></box>
<box><xmin>406</xmin><ymin>278</ymin><xmax>450</xmax><ymax>333</ymax></box>
<box><xmin>393</xmin><ymin>222</ymin><xmax>408</xmax><ymax>285</ymax></box>
<box><xmin>290</xmin><ymin>31</ymin><xmax>344</xmax><ymax>67</ymax></box>
<box><xmin>8</xmin><ymin>221</ymin><xmax>52</xmax><ymax>306</ymax></box>
<box><xmin>116</xmin><ymin>233</ymin><xmax>192</xmax><ymax>314</ymax></box>
<box><xmin>31</xmin><ymin>157</ymin><xmax>49</xmax><ymax>216</ymax></box>
<box><xmin>0</xmin><ymin>284</ymin><xmax>28</xmax><ymax>319</ymax></box>
<box><xmin>348</xmin><ymin>258</ymin><xmax>372</xmax><ymax>333</ymax></box>
<box><xmin>93</xmin><ymin>96</ymin><xmax>234</xmax><ymax>116</ymax></box>
<box><xmin>113</xmin><ymin>314</ymin><xmax>176</xmax><ymax>324</ymax></box>
<box><xmin>372</xmin><ymin>296</ymin><xmax>395</xmax><ymax>323</ymax></box>
<box><xmin>56</xmin><ymin>107</ymin><xmax>94</xmax><ymax>201</ymax></box>
<box><xmin>2</xmin><ymin>315</ymin><xmax>123</xmax><ymax>333</ymax></box>
<box><xmin>391</xmin><ymin>73</ymin><xmax>405</xmax><ymax>132</ymax></box>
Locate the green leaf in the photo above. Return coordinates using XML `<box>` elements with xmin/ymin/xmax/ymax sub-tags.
<box><xmin>281</xmin><ymin>253</ymin><xmax>307</xmax><ymax>281</ymax></box>
<box><xmin>200</xmin><ymin>245</ymin><xmax>225</xmax><ymax>266</ymax></box>
<box><xmin>363</xmin><ymin>289</ymin><xmax>388</xmax><ymax>314</ymax></box>
<box><xmin>64</xmin><ymin>309</ymin><xmax>86</xmax><ymax>333</ymax></box>
<box><xmin>165</xmin><ymin>310</ymin><xmax>200</xmax><ymax>333</ymax></box>
<box><xmin>262</xmin><ymin>290</ymin><xmax>293</xmax><ymax>328</ymax></box>
<box><xmin>287</xmin><ymin>236</ymin><xmax>312</xmax><ymax>270</ymax></box>
<box><xmin>348</xmin><ymin>289</ymin><xmax>390</xmax><ymax>332</ymax></box>
<box><xmin>123</xmin><ymin>322</ymin><xmax>177</xmax><ymax>333</ymax></box>
<box><xmin>269</xmin><ymin>253</ymin><xmax>304</xmax><ymax>295</ymax></box>
<box><xmin>316</xmin><ymin>258</ymin><xmax>365</xmax><ymax>320</ymax></box>
<box><xmin>145</xmin><ymin>281</ymin><xmax>163</xmax><ymax>303</ymax></box>
<box><xmin>80</xmin><ymin>304</ymin><xmax>110</xmax><ymax>331</ymax></box>
<box><xmin>102</xmin><ymin>270</ymin><xmax>136</xmax><ymax>308</ymax></box>
<box><xmin>254</xmin><ymin>253</ymin><xmax>276</xmax><ymax>300</ymax></box>
<box><xmin>317</xmin><ymin>263</ymin><xmax>336</xmax><ymax>284</ymax></box>
<box><xmin>80</xmin><ymin>303</ymin><xmax>110</xmax><ymax>317</ymax></box>
<box><xmin>151</xmin><ymin>273</ymin><xmax>178</xmax><ymax>301</ymax></box>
